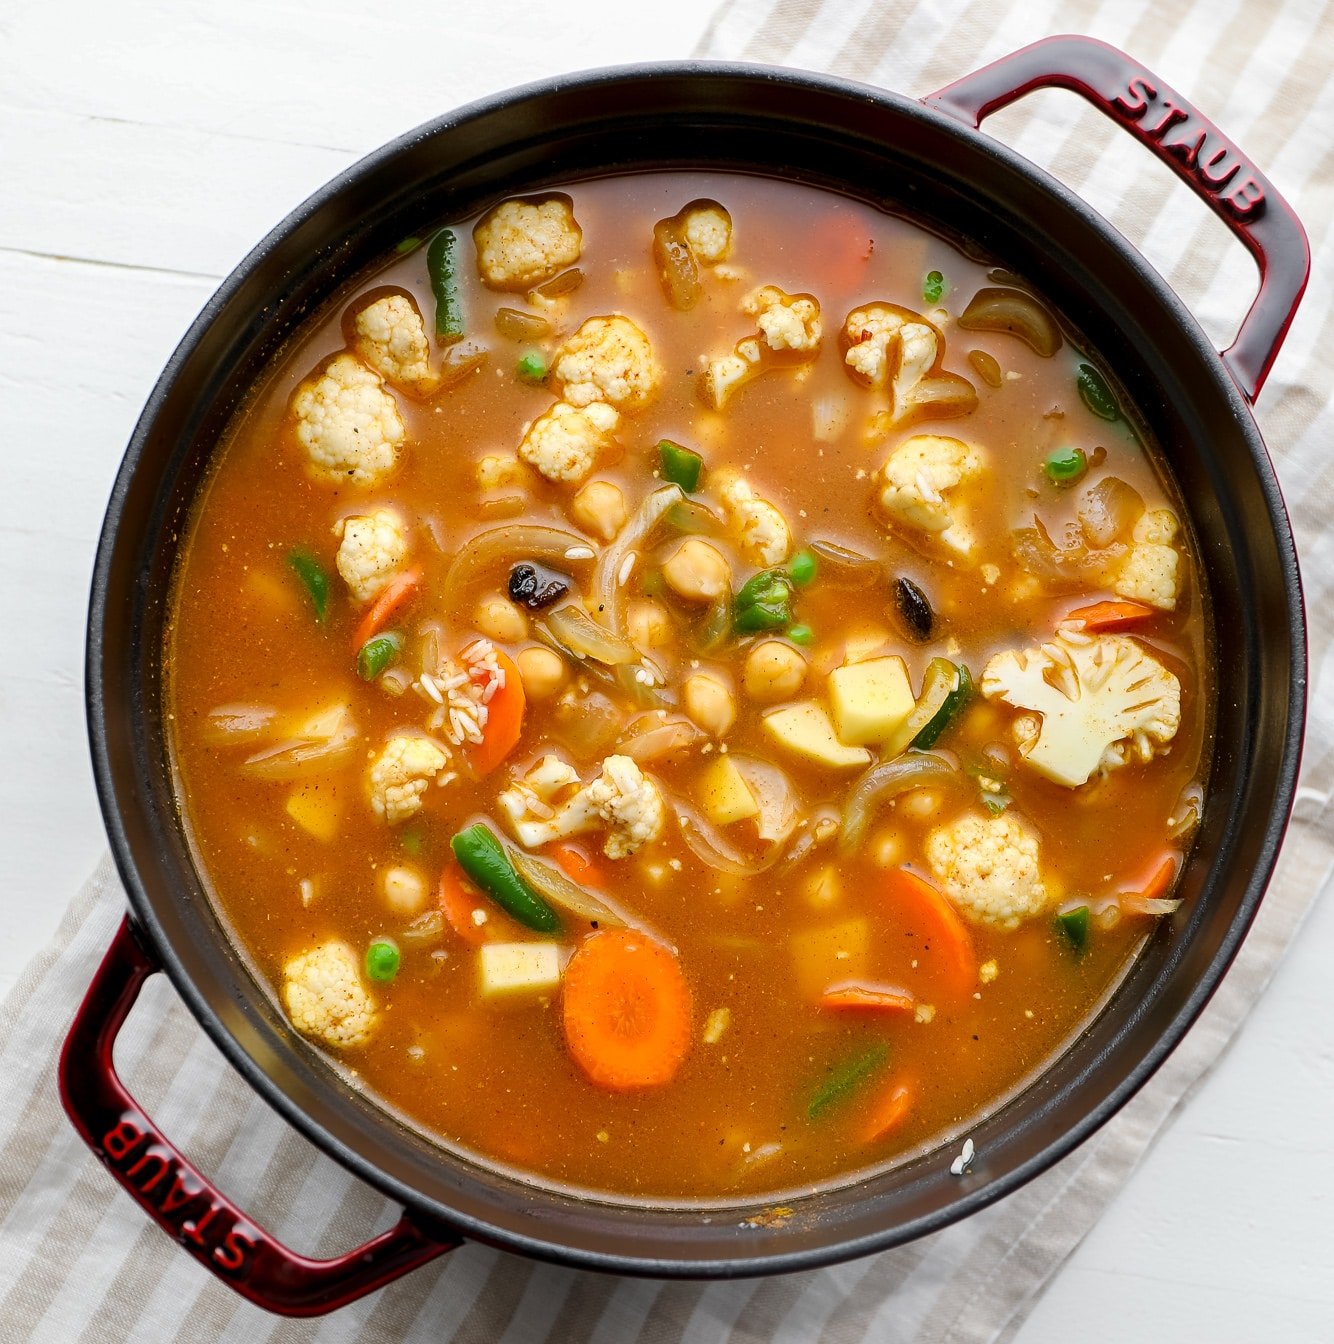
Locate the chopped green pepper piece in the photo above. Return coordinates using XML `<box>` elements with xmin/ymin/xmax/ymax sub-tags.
<box><xmin>1044</xmin><ymin>445</ymin><xmax>1087</xmax><ymax>485</ymax></box>
<box><xmin>658</xmin><ymin>439</ymin><xmax>704</xmax><ymax>493</ymax></box>
<box><xmin>357</xmin><ymin>632</ymin><xmax>402</xmax><ymax>682</ymax></box>
<box><xmin>426</xmin><ymin>228</ymin><xmax>465</xmax><ymax>343</ymax></box>
<box><xmin>1054</xmin><ymin>906</ymin><xmax>1091</xmax><ymax>953</ymax></box>
<box><xmin>733</xmin><ymin>568</ymin><xmax>795</xmax><ymax>634</ymax></box>
<box><xmin>400</xmin><ymin>825</ymin><xmax>425</xmax><ymax>858</ymax></box>
<box><xmin>365</xmin><ymin>938</ymin><xmax>401</xmax><ymax>982</ymax></box>
<box><xmin>450</xmin><ymin>823</ymin><xmax>561</xmax><ymax>933</ymax></box>
<box><xmin>517</xmin><ymin>351</ymin><xmax>548</xmax><ymax>384</ymax></box>
<box><xmin>807</xmin><ymin>1042</ymin><xmax>889</xmax><ymax>1120</ymax></box>
<box><xmin>1076</xmin><ymin>362</ymin><xmax>1119</xmax><ymax>421</ymax></box>
<box><xmin>786</xmin><ymin>623</ymin><xmax>814</xmax><ymax>645</ymax></box>
<box><xmin>912</xmin><ymin>662</ymin><xmax>973</xmax><ymax>749</ymax></box>
<box><xmin>287</xmin><ymin>549</ymin><xmax>329</xmax><ymax>624</ymax></box>
<box><xmin>923</xmin><ymin>269</ymin><xmax>945</xmax><ymax>305</ymax></box>
<box><xmin>788</xmin><ymin>550</ymin><xmax>818</xmax><ymax>586</ymax></box>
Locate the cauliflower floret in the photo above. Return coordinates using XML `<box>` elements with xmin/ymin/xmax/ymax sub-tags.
<box><xmin>981</xmin><ymin>633</ymin><xmax>1181</xmax><ymax>788</ymax></box>
<box><xmin>518</xmin><ymin>400</ymin><xmax>620</xmax><ymax>484</ymax></box>
<box><xmin>841</xmin><ymin>304</ymin><xmax>977</xmax><ymax>429</ymax></box>
<box><xmin>476</xmin><ymin>454</ymin><xmax>526</xmax><ymax>491</ymax></box>
<box><xmin>878</xmin><ymin>434</ymin><xmax>983</xmax><ymax>555</ymax></box>
<box><xmin>1114</xmin><ymin>508</ymin><xmax>1182</xmax><ymax>610</ymax></box>
<box><xmin>473</xmin><ymin>195</ymin><xmax>582</xmax><ymax>291</ymax></box>
<box><xmin>683</xmin><ymin>203</ymin><xmax>733</xmax><ymax>263</ymax></box>
<box><xmin>498</xmin><ymin>754</ymin><xmax>665</xmax><ymax>859</ymax></box>
<box><xmin>700</xmin><ymin>340</ymin><xmax>763</xmax><ymax>409</ymax></box>
<box><xmin>334</xmin><ymin>507</ymin><xmax>409</xmax><ymax>602</ymax></box>
<box><xmin>551</xmin><ymin>315</ymin><xmax>662</xmax><ymax>411</ymax></box>
<box><xmin>368</xmin><ymin>733</ymin><xmax>451</xmax><ymax>824</ymax></box>
<box><xmin>351</xmin><ymin>292</ymin><xmax>434</xmax><ymax>392</ymax></box>
<box><xmin>281</xmin><ymin>941</ymin><xmax>376</xmax><ymax>1048</ymax></box>
<box><xmin>716</xmin><ymin>470</ymin><xmax>792</xmax><ymax>565</ymax></box>
<box><xmin>925</xmin><ymin>811</ymin><xmax>1049</xmax><ymax>930</ymax></box>
<box><xmin>292</xmin><ymin>354</ymin><xmax>405</xmax><ymax>488</ymax></box>
<box><xmin>744</xmin><ymin>286</ymin><xmax>822</xmax><ymax>354</ymax></box>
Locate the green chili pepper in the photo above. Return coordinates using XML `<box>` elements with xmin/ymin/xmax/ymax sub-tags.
<box><xmin>517</xmin><ymin>351</ymin><xmax>548</xmax><ymax>384</ymax></box>
<box><xmin>786</xmin><ymin>623</ymin><xmax>814</xmax><ymax>645</ymax></box>
<box><xmin>658</xmin><ymin>440</ymin><xmax>704</xmax><ymax>493</ymax></box>
<box><xmin>1044</xmin><ymin>445</ymin><xmax>1088</xmax><ymax>485</ymax></box>
<box><xmin>287</xmin><ymin>549</ymin><xmax>329</xmax><ymax>623</ymax></box>
<box><xmin>733</xmin><ymin>568</ymin><xmax>795</xmax><ymax>634</ymax></box>
<box><xmin>1076</xmin><ymin>363</ymin><xmax>1119</xmax><ymax>421</ymax></box>
<box><xmin>807</xmin><ymin>1042</ymin><xmax>889</xmax><ymax>1120</ymax></box>
<box><xmin>450</xmin><ymin>823</ymin><xmax>561</xmax><ymax>933</ymax></box>
<box><xmin>788</xmin><ymin>550</ymin><xmax>818</xmax><ymax>586</ymax></box>
<box><xmin>923</xmin><ymin>270</ymin><xmax>945</xmax><ymax>305</ymax></box>
<box><xmin>357</xmin><ymin>632</ymin><xmax>402</xmax><ymax>682</ymax></box>
<box><xmin>1054</xmin><ymin>906</ymin><xmax>1091</xmax><ymax>953</ymax></box>
<box><xmin>365</xmin><ymin>938</ymin><xmax>401</xmax><ymax>982</ymax></box>
<box><xmin>427</xmin><ymin>228</ymin><xmax>465</xmax><ymax>343</ymax></box>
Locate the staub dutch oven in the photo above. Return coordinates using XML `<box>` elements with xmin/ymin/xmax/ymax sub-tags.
<box><xmin>64</xmin><ymin>35</ymin><xmax>1308</xmax><ymax>1316</ymax></box>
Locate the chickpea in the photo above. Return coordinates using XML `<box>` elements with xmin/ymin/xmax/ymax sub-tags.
<box><xmin>870</xmin><ymin>828</ymin><xmax>904</xmax><ymax>868</ymax></box>
<box><xmin>380</xmin><ymin>864</ymin><xmax>427</xmax><ymax>916</ymax></box>
<box><xmin>682</xmin><ymin>671</ymin><xmax>736</xmax><ymax>737</ymax></box>
<box><xmin>474</xmin><ymin>593</ymin><xmax>528</xmax><ymax>644</ymax></box>
<box><xmin>742</xmin><ymin>639</ymin><xmax>806</xmax><ymax>702</ymax></box>
<box><xmin>516</xmin><ymin>646</ymin><xmax>567</xmax><ymax>700</ymax></box>
<box><xmin>898</xmin><ymin>788</ymin><xmax>942</xmax><ymax>822</ymax></box>
<box><xmin>662</xmin><ymin>538</ymin><xmax>731</xmax><ymax>603</ymax></box>
<box><xmin>627</xmin><ymin>598</ymin><xmax>672</xmax><ymax>650</ymax></box>
<box><xmin>569</xmin><ymin>480</ymin><xmax>626</xmax><ymax>541</ymax></box>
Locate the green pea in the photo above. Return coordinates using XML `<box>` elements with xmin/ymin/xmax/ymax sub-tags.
<box><xmin>517</xmin><ymin>351</ymin><xmax>548</xmax><ymax>384</ymax></box>
<box><xmin>787</xmin><ymin>623</ymin><xmax>815</xmax><ymax>645</ymax></box>
<box><xmin>365</xmin><ymin>938</ymin><xmax>401</xmax><ymax>982</ymax></box>
<box><xmin>357</xmin><ymin>632</ymin><xmax>402</xmax><ymax>682</ymax></box>
<box><xmin>923</xmin><ymin>270</ymin><xmax>945</xmax><ymax>305</ymax></box>
<box><xmin>1044</xmin><ymin>445</ymin><xmax>1087</xmax><ymax>484</ymax></box>
<box><xmin>788</xmin><ymin>550</ymin><xmax>818</xmax><ymax>586</ymax></box>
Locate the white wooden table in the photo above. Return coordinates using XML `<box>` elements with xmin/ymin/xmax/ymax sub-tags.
<box><xmin>2</xmin><ymin>2</ymin><xmax>1330</xmax><ymax>1338</ymax></box>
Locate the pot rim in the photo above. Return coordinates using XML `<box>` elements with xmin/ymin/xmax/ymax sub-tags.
<box><xmin>86</xmin><ymin>58</ymin><xmax>1306</xmax><ymax>1278</ymax></box>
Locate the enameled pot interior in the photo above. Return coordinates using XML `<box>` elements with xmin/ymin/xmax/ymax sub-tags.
<box><xmin>89</xmin><ymin>66</ymin><xmax>1302</xmax><ymax>1275</ymax></box>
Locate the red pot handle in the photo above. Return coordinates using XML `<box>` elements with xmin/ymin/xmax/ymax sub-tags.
<box><xmin>59</xmin><ymin>917</ymin><xmax>459</xmax><ymax>1317</ymax></box>
<box><xmin>924</xmin><ymin>34</ymin><xmax>1310</xmax><ymax>403</ymax></box>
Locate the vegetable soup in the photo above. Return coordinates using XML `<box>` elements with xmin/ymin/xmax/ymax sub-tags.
<box><xmin>165</xmin><ymin>172</ymin><xmax>1211</xmax><ymax>1201</ymax></box>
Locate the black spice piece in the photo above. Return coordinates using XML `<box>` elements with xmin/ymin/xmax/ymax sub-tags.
<box><xmin>895</xmin><ymin>577</ymin><xmax>935</xmax><ymax>641</ymax></box>
<box><xmin>509</xmin><ymin>562</ymin><xmax>571</xmax><ymax>609</ymax></box>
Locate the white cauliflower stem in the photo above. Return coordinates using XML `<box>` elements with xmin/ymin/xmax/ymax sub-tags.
<box><xmin>474</xmin><ymin>195</ymin><xmax>582</xmax><ymax>291</ymax></box>
<box><xmin>519</xmin><ymin>400</ymin><xmax>620</xmax><ymax>484</ymax></box>
<box><xmin>282</xmin><ymin>941</ymin><xmax>376</xmax><ymax>1048</ymax></box>
<box><xmin>334</xmin><ymin>507</ymin><xmax>408</xmax><ymax>602</ymax></box>
<box><xmin>351</xmin><ymin>292</ymin><xmax>434</xmax><ymax>393</ymax></box>
<box><xmin>701</xmin><ymin>286</ymin><xmax>821</xmax><ymax>409</ymax></box>
<box><xmin>369</xmin><ymin>733</ymin><xmax>451</xmax><ymax>823</ymax></box>
<box><xmin>878</xmin><ymin>434</ymin><xmax>983</xmax><ymax>555</ymax></box>
<box><xmin>498</xmin><ymin>754</ymin><xmax>665</xmax><ymax>859</ymax></box>
<box><xmin>716</xmin><ymin>470</ymin><xmax>792</xmax><ymax>565</ymax></box>
<box><xmin>293</xmin><ymin>354</ymin><xmax>405</xmax><ymax>487</ymax></box>
<box><xmin>1114</xmin><ymin>508</ymin><xmax>1182</xmax><ymax>610</ymax></box>
<box><xmin>551</xmin><ymin>315</ymin><xmax>662</xmax><ymax>411</ymax></box>
<box><xmin>981</xmin><ymin>633</ymin><xmax>1181</xmax><ymax>788</ymax></box>
<box><xmin>926</xmin><ymin>811</ymin><xmax>1049</xmax><ymax>930</ymax></box>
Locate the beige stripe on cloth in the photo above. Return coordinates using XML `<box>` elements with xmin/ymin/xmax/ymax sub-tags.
<box><xmin>3</xmin><ymin>0</ymin><xmax>1333</xmax><ymax>1338</ymax></box>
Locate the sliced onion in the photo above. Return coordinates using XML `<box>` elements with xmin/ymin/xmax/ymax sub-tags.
<box><xmin>1012</xmin><ymin>522</ymin><xmax>1126</xmax><ymax>589</ymax></box>
<box><xmin>204</xmin><ymin>703</ymin><xmax>277</xmax><ymax>744</ymax></box>
<box><xmin>653</xmin><ymin>217</ymin><xmax>701</xmax><ymax>311</ymax></box>
<box><xmin>673</xmin><ymin>797</ymin><xmax>785</xmax><ymax>876</ymax></box>
<box><xmin>438</xmin><ymin>339</ymin><xmax>488</xmax><ymax>387</ymax></box>
<box><xmin>665</xmin><ymin>499</ymin><xmax>724</xmax><ymax>535</ymax></box>
<box><xmin>547</xmin><ymin>604</ymin><xmax>639</xmax><ymax>665</ymax></box>
<box><xmin>401</xmin><ymin>908</ymin><xmax>445</xmax><ymax>942</ymax></box>
<box><xmin>494</xmin><ymin>307</ymin><xmax>550</xmax><ymax>341</ymax></box>
<box><xmin>1121</xmin><ymin>894</ymin><xmax>1183</xmax><ymax>917</ymax></box>
<box><xmin>958</xmin><ymin>287</ymin><xmax>1062</xmax><ymax>357</ymax></box>
<box><xmin>551</xmin><ymin>689</ymin><xmax>625</xmax><ymax>758</ymax></box>
<box><xmin>1077</xmin><ymin>477</ymin><xmax>1145</xmax><ymax>548</ymax></box>
<box><xmin>529</xmin><ymin>267</ymin><xmax>584</xmax><ymax>301</ymax></box>
<box><xmin>811</xmin><ymin>393</ymin><xmax>852</xmax><ymax>442</ymax></box>
<box><xmin>443</xmin><ymin>525</ymin><xmax>593</xmax><ymax>612</ymax></box>
<box><xmin>777</xmin><ymin>807</ymin><xmax>841</xmax><ymax>873</ymax></box>
<box><xmin>618</xmin><ymin>715</ymin><xmax>701</xmax><ymax>762</ymax></box>
<box><xmin>510</xmin><ymin>851</ymin><xmax>629</xmax><ymax>929</ymax></box>
<box><xmin>810</xmin><ymin>539</ymin><xmax>883</xmax><ymax>587</ymax></box>
<box><xmin>593</xmin><ymin>484</ymin><xmax>684</xmax><ymax>639</ymax></box>
<box><xmin>731</xmin><ymin>757</ymin><xmax>798</xmax><ymax>845</ymax></box>
<box><xmin>242</xmin><ymin>703</ymin><xmax>359</xmax><ymax>781</ymax></box>
<box><xmin>841</xmin><ymin>752</ymin><xmax>961</xmax><ymax>852</ymax></box>
<box><xmin>1167</xmin><ymin>781</ymin><xmax>1204</xmax><ymax>840</ymax></box>
<box><xmin>967</xmin><ymin>348</ymin><xmax>1003</xmax><ymax>388</ymax></box>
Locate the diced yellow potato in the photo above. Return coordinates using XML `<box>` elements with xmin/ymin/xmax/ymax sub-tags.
<box><xmin>761</xmin><ymin>702</ymin><xmax>871</xmax><ymax>770</ymax></box>
<box><xmin>789</xmin><ymin>918</ymin><xmax>869</xmax><ymax>1000</ymax></box>
<box><xmin>478</xmin><ymin>943</ymin><xmax>564</xmax><ymax>998</ymax></box>
<box><xmin>284</xmin><ymin>783</ymin><xmax>342</xmax><ymax>842</ymax></box>
<box><xmin>828</xmin><ymin>655</ymin><xmax>915</xmax><ymax>746</ymax></box>
<box><xmin>843</xmin><ymin>624</ymin><xmax>892</xmax><ymax>665</ymax></box>
<box><xmin>699</xmin><ymin>755</ymin><xmax>759</xmax><ymax>825</ymax></box>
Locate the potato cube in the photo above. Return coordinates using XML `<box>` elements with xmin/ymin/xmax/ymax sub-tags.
<box><xmin>478</xmin><ymin>943</ymin><xmax>564</xmax><ymax>998</ymax></box>
<box><xmin>699</xmin><ymin>755</ymin><xmax>759</xmax><ymax>826</ymax></box>
<box><xmin>828</xmin><ymin>655</ymin><xmax>915</xmax><ymax>746</ymax></box>
<box><xmin>762</xmin><ymin>702</ymin><xmax>871</xmax><ymax>770</ymax></box>
<box><xmin>790</xmin><ymin>918</ymin><xmax>869</xmax><ymax>1000</ymax></box>
<box><xmin>284</xmin><ymin>784</ymin><xmax>342</xmax><ymax>842</ymax></box>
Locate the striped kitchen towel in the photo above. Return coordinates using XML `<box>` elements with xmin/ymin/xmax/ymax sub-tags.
<box><xmin>3</xmin><ymin>0</ymin><xmax>1334</xmax><ymax>1339</ymax></box>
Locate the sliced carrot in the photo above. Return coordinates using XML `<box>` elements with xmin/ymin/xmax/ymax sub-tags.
<box><xmin>1138</xmin><ymin>851</ymin><xmax>1180</xmax><ymax>902</ymax></box>
<box><xmin>468</xmin><ymin>648</ymin><xmax>525</xmax><ymax>776</ymax></box>
<box><xmin>551</xmin><ymin>843</ymin><xmax>605</xmax><ymax>889</ymax></box>
<box><xmin>353</xmin><ymin>566</ymin><xmax>423</xmax><ymax>651</ymax></box>
<box><xmin>811</xmin><ymin>211</ymin><xmax>874</xmax><ymax>293</ymax></box>
<box><xmin>884</xmin><ymin>867</ymin><xmax>977</xmax><ymax>1002</ymax></box>
<box><xmin>820</xmin><ymin>983</ymin><xmax>917</xmax><ymax>1015</ymax></box>
<box><xmin>437</xmin><ymin>865</ymin><xmax>522</xmax><ymax>945</ymax></box>
<box><xmin>1064</xmin><ymin>599</ymin><xmax>1156</xmax><ymax>632</ymax></box>
<box><xmin>862</xmin><ymin>1077</ymin><xmax>917</xmax><ymax>1144</ymax></box>
<box><xmin>562</xmin><ymin>929</ymin><xmax>692</xmax><ymax>1091</ymax></box>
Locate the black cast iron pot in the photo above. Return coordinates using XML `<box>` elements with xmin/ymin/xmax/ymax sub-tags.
<box><xmin>64</xmin><ymin>35</ymin><xmax>1309</xmax><ymax>1316</ymax></box>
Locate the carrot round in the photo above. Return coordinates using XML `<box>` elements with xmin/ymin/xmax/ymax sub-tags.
<box><xmin>862</xmin><ymin>1078</ymin><xmax>916</xmax><ymax>1144</ymax></box>
<box><xmin>820</xmin><ymin>983</ymin><xmax>916</xmax><ymax>1015</ymax></box>
<box><xmin>1065</xmin><ymin>599</ymin><xmax>1155</xmax><ymax>632</ymax></box>
<box><xmin>811</xmin><ymin>211</ymin><xmax>873</xmax><ymax>292</ymax></box>
<box><xmin>353</xmin><ymin>566</ymin><xmax>424</xmax><ymax>651</ymax></box>
<box><xmin>884</xmin><ymin>867</ymin><xmax>977</xmax><ymax>1001</ymax></box>
<box><xmin>437</xmin><ymin>865</ymin><xmax>522</xmax><ymax>945</ymax></box>
<box><xmin>468</xmin><ymin>648</ymin><xmax>525</xmax><ymax>776</ymax></box>
<box><xmin>562</xmin><ymin>930</ymin><xmax>692</xmax><ymax>1091</ymax></box>
<box><xmin>551</xmin><ymin>843</ymin><xmax>605</xmax><ymax>888</ymax></box>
